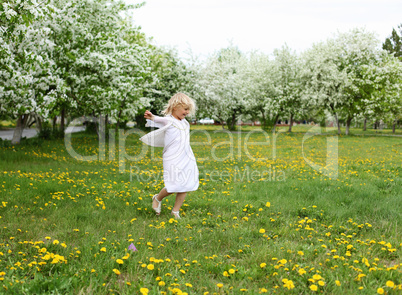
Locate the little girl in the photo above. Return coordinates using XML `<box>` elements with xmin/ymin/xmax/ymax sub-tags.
<box><xmin>140</xmin><ymin>93</ymin><xmax>199</xmax><ymax>219</ymax></box>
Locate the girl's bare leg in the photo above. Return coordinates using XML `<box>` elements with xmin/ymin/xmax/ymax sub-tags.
<box><xmin>152</xmin><ymin>188</ymin><xmax>187</xmax><ymax>218</ymax></box>
<box><xmin>152</xmin><ymin>187</ymin><xmax>172</xmax><ymax>214</ymax></box>
<box><xmin>156</xmin><ymin>187</ymin><xmax>172</xmax><ymax>200</ymax></box>
<box><xmin>152</xmin><ymin>187</ymin><xmax>171</xmax><ymax>211</ymax></box>
<box><xmin>172</xmin><ymin>192</ymin><xmax>187</xmax><ymax>213</ymax></box>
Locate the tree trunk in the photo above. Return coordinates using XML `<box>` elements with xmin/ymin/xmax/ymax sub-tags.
<box><xmin>93</xmin><ymin>112</ymin><xmax>100</xmax><ymax>137</ymax></box>
<box><xmin>345</xmin><ymin>117</ymin><xmax>353</xmax><ymax>135</ymax></box>
<box><xmin>60</xmin><ymin>108</ymin><xmax>65</xmax><ymax>132</ymax></box>
<box><xmin>228</xmin><ymin>112</ymin><xmax>237</xmax><ymax>131</ymax></box>
<box><xmin>272</xmin><ymin>113</ymin><xmax>280</xmax><ymax>133</ymax></box>
<box><xmin>260</xmin><ymin>110</ymin><xmax>266</xmax><ymax>128</ymax></box>
<box><xmin>135</xmin><ymin>113</ymin><xmax>146</xmax><ymax>129</ymax></box>
<box><xmin>115</xmin><ymin>120</ymin><xmax>120</xmax><ymax>133</ymax></box>
<box><xmin>11</xmin><ymin>114</ymin><xmax>29</xmax><ymax>144</ymax></box>
<box><xmin>392</xmin><ymin>119</ymin><xmax>396</xmax><ymax>134</ymax></box>
<box><xmin>34</xmin><ymin>113</ymin><xmax>42</xmax><ymax>132</ymax></box>
<box><xmin>363</xmin><ymin>118</ymin><xmax>367</xmax><ymax>131</ymax></box>
<box><xmin>288</xmin><ymin>113</ymin><xmax>293</xmax><ymax>132</ymax></box>
<box><xmin>105</xmin><ymin>114</ymin><xmax>109</xmax><ymax>138</ymax></box>
<box><xmin>116</xmin><ymin>97</ymin><xmax>126</xmax><ymax>133</ymax></box>
<box><xmin>52</xmin><ymin>116</ymin><xmax>57</xmax><ymax>130</ymax></box>
<box><xmin>335</xmin><ymin>113</ymin><xmax>341</xmax><ymax>135</ymax></box>
<box><xmin>115</xmin><ymin>119</ymin><xmax>120</xmax><ymax>134</ymax></box>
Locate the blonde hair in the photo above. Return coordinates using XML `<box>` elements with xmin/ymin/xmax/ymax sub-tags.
<box><xmin>162</xmin><ymin>92</ymin><xmax>196</xmax><ymax>116</ymax></box>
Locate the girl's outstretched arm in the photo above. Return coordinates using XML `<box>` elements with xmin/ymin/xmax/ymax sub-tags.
<box><xmin>144</xmin><ymin>110</ymin><xmax>154</xmax><ymax>120</ymax></box>
<box><xmin>153</xmin><ymin>115</ymin><xmax>172</xmax><ymax>126</ymax></box>
<box><xmin>144</xmin><ymin>110</ymin><xmax>171</xmax><ymax>126</ymax></box>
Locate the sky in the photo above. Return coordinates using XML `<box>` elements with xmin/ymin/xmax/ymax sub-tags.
<box><xmin>125</xmin><ymin>0</ymin><xmax>402</xmax><ymax>60</ymax></box>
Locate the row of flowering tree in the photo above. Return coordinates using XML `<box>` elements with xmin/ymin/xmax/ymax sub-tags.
<box><xmin>0</xmin><ymin>0</ymin><xmax>189</xmax><ymax>144</ymax></box>
<box><xmin>1</xmin><ymin>2</ymin><xmax>401</xmax><ymax>141</ymax></box>
<box><xmin>191</xmin><ymin>29</ymin><xmax>402</xmax><ymax>134</ymax></box>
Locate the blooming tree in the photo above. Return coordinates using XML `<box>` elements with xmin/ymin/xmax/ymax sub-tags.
<box><xmin>192</xmin><ymin>46</ymin><xmax>248</xmax><ymax>130</ymax></box>
<box><xmin>334</xmin><ymin>29</ymin><xmax>384</xmax><ymax>134</ymax></box>
<box><xmin>48</xmin><ymin>0</ymin><xmax>154</xmax><ymax>135</ymax></box>
<box><xmin>301</xmin><ymin>40</ymin><xmax>349</xmax><ymax>134</ymax></box>
<box><xmin>271</xmin><ymin>45</ymin><xmax>304</xmax><ymax>131</ymax></box>
<box><xmin>139</xmin><ymin>46</ymin><xmax>192</xmax><ymax>126</ymax></box>
<box><xmin>300</xmin><ymin>28</ymin><xmax>399</xmax><ymax>135</ymax></box>
<box><xmin>242</xmin><ymin>51</ymin><xmax>280</xmax><ymax>130</ymax></box>
<box><xmin>358</xmin><ymin>52</ymin><xmax>402</xmax><ymax>133</ymax></box>
<box><xmin>0</xmin><ymin>0</ymin><xmax>62</xmax><ymax>144</ymax></box>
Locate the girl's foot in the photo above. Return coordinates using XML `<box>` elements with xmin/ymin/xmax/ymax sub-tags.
<box><xmin>152</xmin><ymin>194</ymin><xmax>162</xmax><ymax>215</ymax></box>
<box><xmin>171</xmin><ymin>210</ymin><xmax>181</xmax><ymax>219</ymax></box>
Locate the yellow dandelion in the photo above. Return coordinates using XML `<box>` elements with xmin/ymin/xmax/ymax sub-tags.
<box><xmin>147</xmin><ymin>264</ymin><xmax>154</xmax><ymax>270</ymax></box>
<box><xmin>283</xmin><ymin>279</ymin><xmax>295</xmax><ymax>289</ymax></box>
<box><xmin>312</xmin><ymin>274</ymin><xmax>322</xmax><ymax>280</ymax></box>
<box><xmin>298</xmin><ymin>268</ymin><xmax>306</xmax><ymax>275</ymax></box>
<box><xmin>386</xmin><ymin>281</ymin><xmax>395</xmax><ymax>288</ymax></box>
<box><xmin>113</xmin><ymin>269</ymin><xmax>121</xmax><ymax>275</ymax></box>
<box><xmin>310</xmin><ymin>285</ymin><xmax>318</xmax><ymax>291</ymax></box>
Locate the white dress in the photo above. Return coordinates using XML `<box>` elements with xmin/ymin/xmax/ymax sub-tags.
<box><xmin>139</xmin><ymin>115</ymin><xmax>199</xmax><ymax>193</ymax></box>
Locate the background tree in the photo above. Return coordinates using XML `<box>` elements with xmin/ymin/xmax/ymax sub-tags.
<box><xmin>193</xmin><ymin>46</ymin><xmax>247</xmax><ymax>130</ymax></box>
<box><xmin>335</xmin><ymin>29</ymin><xmax>382</xmax><ymax>135</ymax></box>
<box><xmin>360</xmin><ymin>52</ymin><xmax>402</xmax><ymax>133</ymax></box>
<box><xmin>301</xmin><ymin>28</ymin><xmax>391</xmax><ymax>135</ymax></box>
<box><xmin>383</xmin><ymin>24</ymin><xmax>402</xmax><ymax>59</ymax></box>
<box><xmin>301</xmin><ymin>40</ymin><xmax>348</xmax><ymax>134</ymax></box>
<box><xmin>48</xmin><ymin>0</ymin><xmax>154</xmax><ymax>137</ymax></box>
<box><xmin>136</xmin><ymin>46</ymin><xmax>192</xmax><ymax>127</ymax></box>
<box><xmin>272</xmin><ymin>45</ymin><xmax>304</xmax><ymax>132</ymax></box>
<box><xmin>242</xmin><ymin>52</ymin><xmax>280</xmax><ymax>130</ymax></box>
<box><xmin>0</xmin><ymin>0</ymin><xmax>62</xmax><ymax>144</ymax></box>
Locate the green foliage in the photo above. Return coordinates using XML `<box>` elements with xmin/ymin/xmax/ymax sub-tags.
<box><xmin>383</xmin><ymin>24</ymin><xmax>402</xmax><ymax>58</ymax></box>
<box><xmin>38</xmin><ymin>122</ymin><xmax>53</xmax><ymax>140</ymax></box>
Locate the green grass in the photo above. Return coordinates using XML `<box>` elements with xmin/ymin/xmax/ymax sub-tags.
<box><xmin>0</xmin><ymin>121</ymin><xmax>15</xmax><ymax>129</ymax></box>
<box><xmin>191</xmin><ymin>123</ymin><xmax>402</xmax><ymax>136</ymax></box>
<box><xmin>0</xmin><ymin>126</ymin><xmax>401</xmax><ymax>294</ymax></box>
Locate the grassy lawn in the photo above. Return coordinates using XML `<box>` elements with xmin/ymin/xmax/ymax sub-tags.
<box><xmin>0</xmin><ymin>121</ymin><xmax>15</xmax><ymax>129</ymax></box>
<box><xmin>0</xmin><ymin>126</ymin><xmax>401</xmax><ymax>294</ymax></box>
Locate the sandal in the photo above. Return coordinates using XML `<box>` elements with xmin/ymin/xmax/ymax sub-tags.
<box><xmin>171</xmin><ymin>210</ymin><xmax>181</xmax><ymax>219</ymax></box>
<box><xmin>152</xmin><ymin>194</ymin><xmax>162</xmax><ymax>215</ymax></box>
